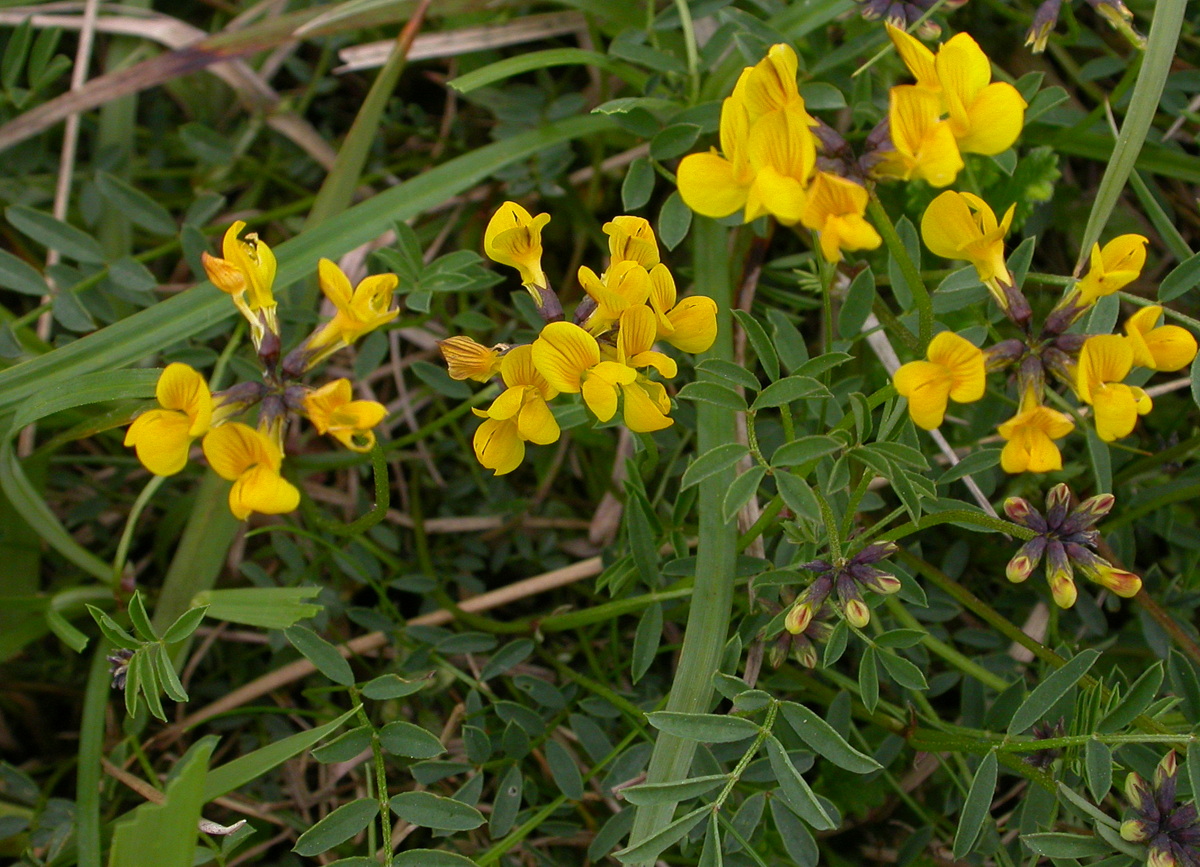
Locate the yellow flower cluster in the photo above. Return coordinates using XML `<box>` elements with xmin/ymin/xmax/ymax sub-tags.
<box><xmin>441</xmin><ymin>205</ymin><xmax>718</xmax><ymax>476</ymax></box>
<box><xmin>675</xmin><ymin>44</ymin><xmax>881</xmax><ymax>263</ymax></box>
<box><xmin>126</xmin><ymin>227</ymin><xmax>397</xmax><ymax>519</ymax></box>
<box><xmin>892</xmin><ymin>191</ymin><xmax>1198</xmax><ymax>474</ymax></box>
<box><xmin>876</xmin><ymin>25</ymin><xmax>1026</xmax><ymax>188</ymax></box>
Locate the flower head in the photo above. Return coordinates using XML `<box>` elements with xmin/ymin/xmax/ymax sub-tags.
<box><xmin>124</xmin><ymin>363</ymin><xmax>214</xmax><ymax>476</ymax></box>
<box><xmin>579</xmin><ymin>260</ymin><xmax>652</xmax><ymax>336</ymax></box>
<box><xmin>1120</xmin><ymin>751</ymin><xmax>1200</xmax><ymax>867</ymax></box>
<box><xmin>201</xmin><ymin>221</ymin><xmax>279</xmax><ymax>347</ymax></box>
<box><xmin>531</xmin><ymin>322</ymin><xmax>636</xmax><ymax>423</ymax></box>
<box><xmin>997</xmin><ymin>392</ymin><xmax>1074</xmax><ymax>474</ymax></box>
<box><xmin>875</xmin><ymin>85</ymin><xmax>964</xmax><ymax>187</ymax></box>
<box><xmin>299</xmin><ymin>259</ymin><xmax>399</xmax><ymax>366</ymax></box>
<box><xmin>799</xmin><ymin>172</ymin><xmax>882</xmax><ymax>262</ymax></box>
<box><xmin>604</xmin><ymin>217</ymin><xmax>660</xmax><ymax>270</ymax></box>
<box><xmin>922</xmin><ymin>191</ymin><xmax>1015</xmax><ymax>298</ymax></box>
<box><xmin>471</xmin><ymin>344</ymin><xmax>561</xmax><ymax>475</ymax></box>
<box><xmin>1124</xmin><ymin>306</ymin><xmax>1198</xmax><ymax>373</ymax></box>
<box><xmin>893</xmin><ymin>330</ymin><xmax>986</xmax><ymax>429</ymax></box>
<box><xmin>1004</xmin><ymin>483</ymin><xmax>1141</xmax><ymax>608</ymax></box>
<box><xmin>785</xmin><ymin>543</ymin><xmax>902</xmax><ymax>632</ymax></box>
<box><xmin>1076</xmin><ymin>335</ymin><xmax>1152</xmax><ymax>442</ymax></box>
<box><xmin>647</xmin><ymin>265</ymin><xmax>718</xmax><ymax>354</ymax></box>
<box><xmin>1076</xmin><ymin>234</ymin><xmax>1148</xmax><ymax>306</ymax></box>
<box><xmin>202</xmin><ymin>422</ymin><xmax>300</xmax><ymax>520</ymax></box>
<box><xmin>438</xmin><ymin>336</ymin><xmax>504</xmax><ymax>381</ymax></box>
<box><xmin>303</xmin><ymin>379</ymin><xmax>387</xmax><ymax>453</ymax></box>
<box><xmin>485</xmin><ymin>202</ymin><xmax>552</xmax><ymax>295</ymax></box>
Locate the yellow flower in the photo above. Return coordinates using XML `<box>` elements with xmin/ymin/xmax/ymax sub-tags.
<box><xmin>677</xmin><ymin>44</ymin><xmax>816</xmax><ymax>225</ymax></box>
<box><xmin>202</xmin><ymin>422</ymin><xmax>300</xmax><ymax>520</ymax></box>
<box><xmin>438</xmin><ymin>336</ymin><xmax>504</xmax><ymax>381</ymax></box>
<box><xmin>887</xmin><ymin>24</ymin><xmax>1026</xmax><ymax>156</ymax></box>
<box><xmin>303</xmin><ymin>379</ymin><xmax>388</xmax><ymax>453</ymax></box>
<box><xmin>615</xmin><ymin>305</ymin><xmax>678</xmax><ymax>432</ymax></box>
<box><xmin>1074</xmin><ymin>234</ymin><xmax>1147</xmax><ymax>306</ymax></box>
<box><xmin>800</xmin><ymin>172</ymin><xmax>882</xmax><ymax>262</ymax></box>
<box><xmin>647</xmin><ymin>265</ymin><xmax>718</xmax><ymax>354</ymax></box>
<box><xmin>302</xmin><ymin>259</ymin><xmax>400</xmax><ymax>367</ymax></box>
<box><xmin>201</xmin><ymin>221</ymin><xmax>279</xmax><ymax>346</ymax></box>
<box><xmin>1076</xmin><ymin>335</ymin><xmax>1152</xmax><ymax>442</ymax></box>
<box><xmin>921</xmin><ymin>191</ymin><xmax>1014</xmax><ymax>299</ymax></box>
<box><xmin>604</xmin><ymin>217</ymin><xmax>659</xmax><ymax>270</ymax></box>
<box><xmin>124</xmin><ymin>363</ymin><xmax>214</xmax><ymax>476</ymax></box>
<box><xmin>580</xmin><ymin>259</ymin><xmax>652</xmax><ymax>336</ymax></box>
<box><xmin>1124</xmin><ymin>306</ymin><xmax>1198</xmax><ymax>372</ymax></box>
<box><xmin>893</xmin><ymin>331</ymin><xmax>986</xmax><ymax>430</ymax></box>
<box><xmin>484</xmin><ymin>201</ymin><xmax>551</xmax><ymax>293</ymax></box>
<box><xmin>471</xmin><ymin>345</ymin><xmax>560</xmax><ymax>475</ymax></box>
<box><xmin>531</xmin><ymin>322</ymin><xmax>636</xmax><ymax>424</ymax></box>
<box><xmin>998</xmin><ymin>394</ymin><xmax>1075</xmax><ymax>473</ymax></box>
<box><xmin>876</xmin><ymin>85</ymin><xmax>964</xmax><ymax>187</ymax></box>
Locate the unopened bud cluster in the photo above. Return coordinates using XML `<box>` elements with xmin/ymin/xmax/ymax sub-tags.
<box><xmin>785</xmin><ymin>542</ymin><xmax>903</xmax><ymax>634</ymax></box>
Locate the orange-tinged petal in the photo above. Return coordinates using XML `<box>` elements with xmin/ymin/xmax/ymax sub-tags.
<box><xmin>677</xmin><ymin>152</ymin><xmax>750</xmax><ymax>219</ymax></box>
<box><xmin>202</xmin><ymin>252</ymin><xmax>246</xmax><ymax>296</ymax></box>
<box><xmin>473</xmin><ymin>417</ymin><xmax>524</xmax><ymax>475</ymax></box>
<box><xmin>439</xmin><ymin>336</ymin><xmax>502</xmax><ymax>382</ymax></box>
<box><xmin>532</xmin><ymin>323</ymin><xmax>600</xmax><ymax>393</ymax></box>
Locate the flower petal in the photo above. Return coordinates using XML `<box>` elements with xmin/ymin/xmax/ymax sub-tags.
<box><xmin>677</xmin><ymin>151</ymin><xmax>749</xmax><ymax>219</ymax></box>
<box><xmin>124</xmin><ymin>410</ymin><xmax>193</xmax><ymax>476</ymax></box>
<box><xmin>665</xmin><ymin>296</ymin><xmax>718</xmax><ymax>353</ymax></box>
<box><xmin>229</xmin><ymin>464</ymin><xmax>300</xmax><ymax>520</ymax></box>
<box><xmin>473</xmin><ymin>417</ymin><xmax>524</xmax><ymax>475</ymax></box>
<box><xmin>956</xmin><ymin>82</ymin><xmax>1026</xmax><ymax>155</ymax></box>
<box><xmin>532</xmin><ymin>322</ymin><xmax>600</xmax><ymax>393</ymax></box>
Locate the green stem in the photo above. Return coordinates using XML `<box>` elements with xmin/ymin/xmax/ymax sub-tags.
<box><xmin>76</xmin><ymin>641</ymin><xmax>111</xmax><ymax>867</ymax></box>
<box><xmin>626</xmin><ymin>217</ymin><xmax>738</xmax><ymax>864</ymax></box>
<box><xmin>877</xmin><ymin>510</ymin><xmax>1035</xmax><ymax>543</ymax></box>
<box><xmin>883</xmin><ymin>597</ymin><xmax>1010</xmax><ymax>692</ymax></box>
<box><xmin>111</xmin><ymin>475</ymin><xmax>165</xmax><ymax>588</ymax></box>
<box><xmin>867</xmin><ymin>194</ymin><xmax>932</xmax><ymax>349</ymax></box>
<box><xmin>672</xmin><ymin>0</ymin><xmax>701</xmax><ymax>105</ymax></box>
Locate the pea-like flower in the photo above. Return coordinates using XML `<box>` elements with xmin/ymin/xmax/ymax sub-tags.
<box><xmin>485</xmin><ymin>201</ymin><xmax>552</xmax><ymax>299</ymax></box>
<box><xmin>997</xmin><ymin>390</ymin><xmax>1075</xmax><ymax>474</ymax></box>
<box><xmin>887</xmin><ymin>25</ymin><xmax>1027</xmax><ymax>157</ymax></box>
<box><xmin>124</xmin><ymin>363</ymin><xmax>213</xmax><ymax>476</ymax></box>
<box><xmin>875</xmin><ymin>85</ymin><xmax>964</xmax><ymax>187</ymax></box>
<box><xmin>647</xmin><ymin>265</ymin><xmax>718</xmax><ymax>354</ymax></box>
<box><xmin>604</xmin><ymin>217</ymin><xmax>660</xmax><ymax>270</ymax></box>
<box><xmin>1124</xmin><ymin>306</ymin><xmax>1198</xmax><ymax>373</ymax></box>
<box><xmin>799</xmin><ymin>171</ymin><xmax>882</xmax><ymax>262</ymax></box>
<box><xmin>294</xmin><ymin>259</ymin><xmax>400</xmax><ymax>368</ymax></box>
<box><xmin>893</xmin><ymin>331</ymin><xmax>986</xmax><ymax>430</ymax></box>
<box><xmin>1076</xmin><ymin>335</ymin><xmax>1152</xmax><ymax>442</ymax></box>
<box><xmin>202</xmin><ymin>221</ymin><xmax>279</xmax><ymax>348</ymax></box>
<box><xmin>1004</xmin><ymin>483</ymin><xmax>1141</xmax><ymax>608</ymax></box>
<box><xmin>614</xmin><ymin>305</ymin><xmax>678</xmax><ymax>433</ymax></box>
<box><xmin>579</xmin><ymin>260</ymin><xmax>652</xmax><ymax>336</ymax></box>
<box><xmin>438</xmin><ymin>336</ymin><xmax>505</xmax><ymax>382</ymax></box>
<box><xmin>785</xmin><ymin>542</ymin><xmax>902</xmax><ymax>632</ymax></box>
<box><xmin>202</xmin><ymin>423</ymin><xmax>300</xmax><ymax>520</ymax></box>
<box><xmin>531</xmin><ymin>322</ymin><xmax>636</xmax><ymax>424</ymax></box>
<box><xmin>1076</xmin><ymin>234</ymin><xmax>1148</xmax><ymax>306</ymax></box>
<box><xmin>922</xmin><ymin>191</ymin><xmax>1014</xmax><ymax>296</ymax></box>
<box><xmin>471</xmin><ymin>345</ymin><xmax>560</xmax><ymax>475</ymax></box>
<box><xmin>1120</xmin><ymin>751</ymin><xmax>1200</xmax><ymax>867</ymax></box>
<box><xmin>303</xmin><ymin>379</ymin><xmax>388</xmax><ymax>453</ymax></box>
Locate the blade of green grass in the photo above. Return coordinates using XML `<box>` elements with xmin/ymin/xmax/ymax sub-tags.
<box><xmin>449</xmin><ymin>48</ymin><xmax>648</xmax><ymax>94</ymax></box>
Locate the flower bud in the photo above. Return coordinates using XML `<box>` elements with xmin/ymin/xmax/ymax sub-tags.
<box><xmin>1004</xmin><ymin>496</ymin><xmax>1034</xmax><ymax>524</ymax></box>
<box><xmin>1154</xmin><ymin>750</ymin><xmax>1178</xmax><ymax>801</ymax></box>
<box><xmin>1125</xmin><ymin>771</ymin><xmax>1150</xmax><ymax>809</ymax></box>
<box><xmin>844</xmin><ymin>598</ymin><xmax>871</xmax><ymax>629</ymax></box>
<box><xmin>1059</xmin><ymin>492</ymin><xmax>1115</xmax><ymax>534</ymax></box>
<box><xmin>1120</xmin><ymin>819</ymin><xmax>1149</xmax><ymax>843</ymax></box>
<box><xmin>786</xmin><ymin>601</ymin><xmax>815</xmax><ymax>635</ymax></box>
<box><xmin>1091</xmin><ymin>564</ymin><xmax>1142</xmax><ymax>598</ymax></box>
<box><xmin>1047</xmin><ymin>541</ymin><xmax>1076</xmax><ymax>608</ymax></box>
<box><xmin>1006</xmin><ymin>537</ymin><xmax>1046</xmax><ymax>584</ymax></box>
<box><xmin>862</xmin><ymin>572</ymin><xmax>902</xmax><ymax>596</ymax></box>
<box><xmin>1045</xmin><ymin>483</ymin><xmax>1072</xmax><ymax>529</ymax></box>
<box><xmin>794</xmin><ymin>641</ymin><xmax>819</xmax><ymax>669</ymax></box>
<box><xmin>1146</xmin><ymin>848</ymin><xmax>1177</xmax><ymax>867</ymax></box>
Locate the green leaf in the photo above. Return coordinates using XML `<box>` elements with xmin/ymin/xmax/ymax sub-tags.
<box><xmin>631</xmin><ymin>602</ymin><xmax>663</xmax><ymax>684</ymax></box>
<box><xmin>765</xmin><ymin>735</ymin><xmax>835</xmax><ymax>830</ymax></box>
<box><xmin>779</xmin><ymin>703</ymin><xmax>881</xmax><ymax>773</ymax></box>
<box><xmin>479</xmin><ymin>638</ymin><xmax>535</xmax><ymax>681</ymax></box>
<box><xmin>312</xmin><ymin>726</ymin><xmax>374</xmax><ymax>764</ymax></box>
<box><xmin>1098</xmin><ymin>662</ymin><xmax>1163</xmax><ymax>732</ymax></box>
<box><xmin>1085</xmin><ymin>738</ymin><xmax>1112</xmax><ymax>802</ymax></box>
<box><xmin>160</xmin><ymin>606</ymin><xmax>208</xmax><ymax>645</ymax></box>
<box><xmin>877</xmin><ymin>650</ymin><xmax>928</xmax><ymax>691</ymax></box>
<box><xmin>677</xmin><ymin>381</ymin><xmax>748</xmax><ymax>412</ymax></box>
<box><xmin>52</xmin><ymin>291</ymin><xmax>96</xmax><ymax>332</ymax></box>
<box><xmin>45</xmin><ymin>608</ymin><xmax>89</xmax><ymax>652</ymax></box>
<box><xmin>378</xmin><ymin>721</ymin><xmax>445</xmax><ymax>759</ymax></box>
<box><xmin>613</xmin><ymin>805</ymin><xmax>707</xmax><ymax>863</ymax></box>
<box><xmin>108</xmin><ymin>738</ymin><xmax>213</xmax><ymax>867</ymax></box>
<box><xmin>733</xmin><ymin>309</ymin><xmax>780</xmax><ymax>381</ymax></box>
<box><xmin>938</xmin><ymin>449</ymin><xmax>1001</xmax><ymax>485</ymax></box>
<box><xmin>838</xmin><ymin>266</ymin><xmax>875</xmax><ymax>338</ymax></box>
<box><xmin>0</xmin><ymin>249</ymin><xmax>48</xmax><ymax>295</ymax></box>
<box><xmin>6</xmin><ymin>205</ymin><xmax>105</xmax><ymax>263</ymax></box>
<box><xmin>96</xmin><ymin>172</ymin><xmax>176</xmax><ymax>236</ymax></box>
<box><xmin>1008</xmin><ymin>649</ymin><xmax>1101</xmax><ymax>735</ymax></box>
<box><xmin>681</xmin><ymin>443</ymin><xmax>749</xmax><ymax>490</ymax></box>
<box><xmin>284</xmin><ymin>625</ymin><xmax>355</xmax><ymax>686</ymax></box>
<box><xmin>646</xmin><ymin>711</ymin><xmax>759</xmax><ymax>743</ymax></box>
<box><xmin>723</xmin><ymin>466</ymin><xmax>765</xmax><ymax>522</ymax></box>
<box><xmin>450</xmin><ymin>48</ymin><xmax>646</xmax><ymax>94</ymax></box>
<box><xmin>87</xmin><ymin>606</ymin><xmax>138</xmax><ymax>649</ymax></box>
<box><xmin>622</xmin><ymin>156</ymin><xmax>655</xmax><ymax>210</ymax></box>
<box><xmin>9</xmin><ymin>368</ymin><xmax>159</xmax><ymax>431</ymax></box>
<box><xmin>699</xmin><ymin>814</ymin><xmax>723</xmax><ymax>867</ymax></box>
<box><xmin>127</xmin><ymin>592</ymin><xmax>157</xmax><ymax>641</ymax></box>
<box><xmin>545</xmin><ymin>739</ymin><xmax>584</xmax><ymax>800</ymax></box>
<box><xmin>1021</xmin><ymin>833</ymin><xmax>1113</xmax><ymax>858</ymax></box>
<box><xmin>859</xmin><ymin>646</ymin><xmax>879</xmax><ymax>713</ymax></box>
<box><xmin>203</xmin><ymin>707</ymin><xmax>359</xmax><ymax>799</ymax></box>
<box><xmin>771</xmin><ymin>435</ymin><xmax>841</xmax><ymax>468</ymax></box>
<box><xmin>489</xmin><ymin>764</ymin><xmax>523</xmax><ymax>838</ymax></box>
<box><xmin>697</xmin><ymin>359</ymin><xmax>761</xmax><ymax>392</ymax></box>
<box><xmin>361</xmin><ymin>673</ymin><xmax>428</xmax><ymax>700</ymax></box>
<box><xmin>658</xmin><ymin>191</ymin><xmax>692</xmax><ymax>251</ymax></box>
<box><xmin>293</xmin><ymin>798</ymin><xmax>378</xmax><ymax>856</ymax></box>
<box><xmin>1157</xmin><ymin>250</ymin><xmax>1200</xmax><ymax>301</ymax></box>
<box><xmin>151</xmin><ymin>643</ymin><xmax>188</xmax><ymax>703</ymax></box>
<box><xmin>953</xmin><ymin>751</ymin><xmax>997</xmax><ymax>858</ymax></box>
<box><xmin>650</xmin><ymin>123</ymin><xmax>701</xmax><ymax>161</ymax></box>
<box><xmin>393</xmin><ymin>852</ymin><xmax>479</xmax><ymax>867</ymax></box>
<box><xmin>750</xmin><ymin>376</ymin><xmax>828</xmax><ymax>410</ymax></box>
<box><xmin>621</xmin><ymin>774</ymin><xmax>728</xmax><ymax>806</ymax></box>
<box><xmin>195</xmin><ymin>588</ymin><xmax>321</xmax><ymax>630</ymax></box>
<box><xmin>389</xmin><ymin>791</ymin><xmax>485</xmax><ymax>832</ymax></box>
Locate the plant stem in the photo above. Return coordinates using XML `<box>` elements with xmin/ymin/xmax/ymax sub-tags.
<box><xmin>625</xmin><ymin>217</ymin><xmax>738</xmax><ymax>864</ymax></box>
<box><xmin>76</xmin><ymin>641</ymin><xmax>111</xmax><ymax>867</ymax></box>
<box><xmin>867</xmin><ymin>193</ymin><xmax>932</xmax><ymax>349</ymax></box>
